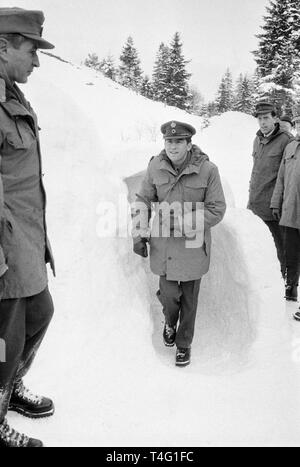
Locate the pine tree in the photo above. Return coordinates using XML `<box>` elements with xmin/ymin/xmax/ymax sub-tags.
<box><xmin>234</xmin><ymin>74</ymin><xmax>255</xmax><ymax>115</ymax></box>
<box><xmin>140</xmin><ymin>75</ymin><xmax>153</xmax><ymax>99</ymax></box>
<box><xmin>162</xmin><ymin>32</ymin><xmax>192</xmax><ymax>110</ymax></box>
<box><xmin>233</xmin><ymin>74</ymin><xmax>244</xmax><ymax>110</ymax></box>
<box><xmin>188</xmin><ymin>86</ymin><xmax>204</xmax><ymax>116</ymax></box>
<box><xmin>250</xmin><ymin>69</ymin><xmax>263</xmax><ymax>103</ymax></box>
<box><xmin>206</xmin><ymin>101</ymin><xmax>219</xmax><ymax>118</ymax></box>
<box><xmin>197</xmin><ymin>103</ymin><xmax>211</xmax><ymax>128</ymax></box>
<box><xmin>253</xmin><ymin>0</ymin><xmax>300</xmax><ymax>114</ymax></box>
<box><xmin>118</xmin><ymin>36</ymin><xmax>143</xmax><ymax>91</ymax></box>
<box><xmin>216</xmin><ymin>68</ymin><xmax>234</xmax><ymax>114</ymax></box>
<box><xmin>99</xmin><ymin>55</ymin><xmax>117</xmax><ymax>81</ymax></box>
<box><xmin>84</xmin><ymin>53</ymin><xmax>101</xmax><ymax>71</ymax></box>
<box><xmin>152</xmin><ymin>43</ymin><xmax>170</xmax><ymax>102</ymax></box>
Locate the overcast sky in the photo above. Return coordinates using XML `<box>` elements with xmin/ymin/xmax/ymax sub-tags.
<box><xmin>5</xmin><ymin>0</ymin><xmax>270</xmax><ymax>99</ymax></box>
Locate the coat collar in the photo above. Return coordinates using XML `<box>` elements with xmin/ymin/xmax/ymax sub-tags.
<box><xmin>0</xmin><ymin>99</ymin><xmax>34</xmax><ymax>119</ymax></box>
<box><xmin>256</xmin><ymin>123</ymin><xmax>283</xmax><ymax>143</ymax></box>
<box><xmin>0</xmin><ymin>75</ymin><xmax>34</xmax><ymax>119</ymax></box>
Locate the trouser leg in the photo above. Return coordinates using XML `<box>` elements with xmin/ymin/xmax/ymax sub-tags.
<box><xmin>157</xmin><ymin>276</ymin><xmax>181</xmax><ymax>328</ymax></box>
<box><xmin>176</xmin><ymin>280</ymin><xmax>201</xmax><ymax>349</ymax></box>
<box><xmin>0</xmin><ymin>288</ymin><xmax>54</xmax><ymax>423</ymax></box>
<box><xmin>264</xmin><ymin>220</ymin><xmax>286</xmax><ymax>276</ymax></box>
<box><xmin>16</xmin><ymin>287</ymin><xmax>54</xmax><ymax>381</ymax></box>
<box><xmin>285</xmin><ymin>228</ymin><xmax>300</xmax><ymax>287</ymax></box>
<box><xmin>0</xmin><ymin>298</ymin><xmax>26</xmax><ymax>423</ymax></box>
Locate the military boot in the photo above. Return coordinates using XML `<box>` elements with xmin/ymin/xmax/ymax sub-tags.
<box><xmin>175</xmin><ymin>347</ymin><xmax>191</xmax><ymax>367</ymax></box>
<box><xmin>0</xmin><ymin>419</ymin><xmax>43</xmax><ymax>448</ymax></box>
<box><xmin>294</xmin><ymin>309</ymin><xmax>300</xmax><ymax>322</ymax></box>
<box><xmin>163</xmin><ymin>323</ymin><xmax>176</xmax><ymax>347</ymax></box>
<box><xmin>285</xmin><ymin>285</ymin><xmax>298</xmax><ymax>302</ymax></box>
<box><xmin>9</xmin><ymin>380</ymin><xmax>54</xmax><ymax>419</ymax></box>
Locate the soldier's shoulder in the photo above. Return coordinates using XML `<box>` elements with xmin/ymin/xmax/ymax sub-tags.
<box><xmin>202</xmin><ymin>158</ymin><xmax>219</xmax><ymax>174</ymax></box>
<box><xmin>279</xmin><ymin>129</ymin><xmax>294</xmax><ymax>142</ymax></box>
<box><xmin>203</xmin><ymin>156</ymin><xmax>216</xmax><ymax>168</ymax></box>
<box><xmin>191</xmin><ymin>146</ymin><xmax>217</xmax><ymax>175</ymax></box>
<box><xmin>147</xmin><ymin>153</ymin><xmax>164</xmax><ymax>168</ymax></box>
<box><xmin>286</xmin><ymin>138</ymin><xmax>298</xmax><ymax>148</ymax></box>
<box><xmin>195</xmin><ymin>159</ymin><xmax>220</xmax><ymax>185</ymax></box>
<box><xmin>284</xmin><ymin>139</ymin><xmax>300</xmax><ymax>155</ymax></box>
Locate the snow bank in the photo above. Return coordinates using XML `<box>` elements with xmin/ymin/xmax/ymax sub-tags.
<box><xmin>199</xmin><ymin>111</ymin><xmax>258</xmax><ymax>208</ymax></box>
<box><xmin>9</xmin><ymin>54</ymin><xmax>300</xmax><ymax>447</ymax></box>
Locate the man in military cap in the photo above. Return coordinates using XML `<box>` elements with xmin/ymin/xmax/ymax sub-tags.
<box><xmin>132</xmin><ymin>121</ymin><xmax>226</xmax><ymax>367</ymax></box>
<box><xmin>0</xmin><ymin>7</ymin><xmax>55</xmax><ymax>448</ymax></box>
<box><xmin>271</xmin><ymin>105</ymin><xmax>300</xmax><ymax>311</ymax></box>
<box><xmin>248</xmin><ymin>102</ymin><xmax>293</xmax><ymax>289</ymax></box>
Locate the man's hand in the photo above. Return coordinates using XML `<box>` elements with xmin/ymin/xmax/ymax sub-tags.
<box><xmin>133</xmin><ymin>237</ymin><xmax>149</xmax><ymax>258</ymax></box>
<box><xmin>272</xmin><ymin>208</ymin><xmax>281</xmax><ymax>222</ymax></box>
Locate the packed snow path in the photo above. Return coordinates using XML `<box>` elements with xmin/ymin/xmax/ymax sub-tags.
<box><xmin>6</xmin><ymin>54</ymin><xmax>300</xmax><ymax>446</ymax></box>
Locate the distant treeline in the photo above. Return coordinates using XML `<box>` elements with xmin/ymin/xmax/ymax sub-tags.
<box><xmin>84</xmin><ymin>0</ymin><xmax>300</xmax><ymax>119</ymax></box>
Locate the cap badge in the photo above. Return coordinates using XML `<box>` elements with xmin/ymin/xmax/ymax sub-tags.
<box><xmin>171</xmin><ymin>122</ymin><xmax>176</xmax><ymax>128</ymax></box>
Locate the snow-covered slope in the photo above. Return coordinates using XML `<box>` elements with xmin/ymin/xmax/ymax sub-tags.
<box><xmin>9</xmin><ymin>54</ymin><xmax>300</xmax><ymax>447</ymax></box>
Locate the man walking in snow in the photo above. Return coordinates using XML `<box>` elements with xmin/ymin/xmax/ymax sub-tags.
<box><xmin>271</xmin><ymin>105</ymin><xmax>300</xmax><ymax>311</ymax></box>
<box><xmin>0</xmin><ymin>8</ymin><xmax>55</xmax><ymax>448</ymax></box>
<box><xmin>248</xmin><ymin>102</ymin><xmax>293</xmax><ymax>291</ymax></box>
<box><xmin>132</xmin><ymin>121</ymin><xmax>226</xmax><ymax>367</ymax></box>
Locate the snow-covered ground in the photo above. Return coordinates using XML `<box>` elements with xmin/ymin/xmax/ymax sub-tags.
<box><xmin>9</xmin><ymin>54</ymin><xmax>300</xmax><ymax>447</ymax></box>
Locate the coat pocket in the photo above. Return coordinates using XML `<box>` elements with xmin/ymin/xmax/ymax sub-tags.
<box><xmin>6</xmin><ymin>134</ymin><xmax>28</xmax><ymax>150</ymax></box>
<box><xmin>5</xmin><ymin>118</ymin><xmax>36</xmax><ymax>152</ymax></box>
<box><xmin>183</xmin><ymin>177</ymin><xmax>207</xmax><ymax>203</ymax></box>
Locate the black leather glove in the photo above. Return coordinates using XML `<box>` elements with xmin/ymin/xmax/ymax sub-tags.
<box><xmin>133</xmin><ymin>238</ymin><xmax>148</xmax><ymax>258</ymax></box>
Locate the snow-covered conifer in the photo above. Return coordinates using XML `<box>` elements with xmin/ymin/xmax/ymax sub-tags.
<box><xmin>118</xmin><ymin>36</ymin><xmax>143</xmax><ymax>91</ymax></box>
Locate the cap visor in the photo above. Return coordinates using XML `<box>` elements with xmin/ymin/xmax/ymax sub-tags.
<box><xmin>22</xmin><ymin>33</ymin><xmax>55</xmax><ymax>50</ymax></box>
<box><xmin>255</xmin><ymin>111</ymin><xmax>273</xmax><ymax>118</ymax></box>
<box><xmin>164</xmin><ymin>135</ymin><xmax>191</xmax><ymax>140</ymax></box>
